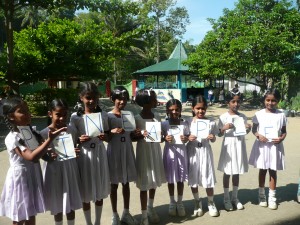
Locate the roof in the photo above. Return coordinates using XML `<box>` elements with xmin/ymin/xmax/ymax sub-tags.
<box><xmin>133</xmin><ymin>42</ymin><xmax>189</xmax><ymax>75</ymax></box>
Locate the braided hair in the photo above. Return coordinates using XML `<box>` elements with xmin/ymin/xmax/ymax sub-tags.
<box><xmin>76</xmin><ymin>82</ymin><xmax>102</xmax><ymax>117</ymax></box>
<box><xmin>2</xmin><ymin>95</ymin><xmax>43</xmax><ymax>145</ymax></box>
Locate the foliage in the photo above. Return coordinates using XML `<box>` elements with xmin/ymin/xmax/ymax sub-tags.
<box><xmin>184</xmin><ymin>0</ymin><xmax>300</xmax><ymax>91</ymax></box>
<box><xmin>277</xmin><ymin>99</ymin><xmax>290</xmax><ymax>109</ymax></box>
<box><xmin>290</xmin><ymin>93</ymin><xmax>300</xmax><ymax>111</ymax></box>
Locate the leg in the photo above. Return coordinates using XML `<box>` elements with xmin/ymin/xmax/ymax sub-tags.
<box><xmin>206</xmin><ymin>188</ymin><xmax>219</xmax><ymax>217</ymax></box>
<box><xmin>110</xmin><ymin>184</ymin><xmax>119</xmax><ymax>213</ymax></box>
<box><xmin>268</xmin><ymin>169</ymin><xmax>278</xmax><ymax>210</ymax></box>
<box><xmin>122</xmin><ymin>182</ymin><xmax>130</xmax><ymax>210</ymax></box>
<box><xmin>258</xmin><ymin>169</ymin><xmax>268</xmax><ymax>207</ymax></box>
<box><xmin>176</xmin><ymin>182</ymin><xmax>186</xmax><ymax>217</ymax></box>
<box><xmin>223</xmin><ymin>173</ymin><xmax>233</xmax><ymax>211</ymax></box>
<box><xmin>54</xmin><ymin>213</ymin><xmax>63</xmax><ymax>225</ymax></box>
<box><xmin>66</xmin><ymin>210</ymin><xmax>75</xmax><ymax>225</ymax></box>
<box><xmin>95</xmin><ymin>200</ymin><xmax>103</xmax><ymax>225</ymax></box>
<box><xmin>191</xmin><ymin>187</ymin><xmax>203</xmax><ymax>217</ymax></box>
<box><xmin>140</xmin><ymin>190</ymin><xmax>148</xmax><ymax>224</ymax></box>
<box><xmin>147</xmin><ymin>189</ymin><xmax>160</xmax><ymax>223</ymax></box>
<box><xmin>83</xmin><ymin>202</ymin><xmax>92</xmax><ymax>225</ymax></box>
<box><xmin>232</xmin><ymin>175</ymin><xmax>244</xmax><ymax>210</ymax></box>
<box><xmin>121</xmin><ymin>183</ymin><xmax>137</xmax><ymax>225</ymax></box>
<box><xmin>168</xmin><ymin>183</ymin><xmax>177</xmax><ymax>216</ymax></box>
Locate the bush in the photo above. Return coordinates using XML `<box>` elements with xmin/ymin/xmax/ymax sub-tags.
<box><xmin>290</xmin><ymin>93</ymin><xmax>300</xmax><ymax>112</ymax></box>
<box><xmin>23</xmin><ymin>88</ymin><xmax>78</xmax><ymax>116</ymax></box>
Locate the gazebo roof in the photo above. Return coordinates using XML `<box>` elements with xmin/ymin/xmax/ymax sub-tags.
<box><xmin>133</xmin><ymin>42</ymin><xmax>189</xmax><ymax>75</ymax></box>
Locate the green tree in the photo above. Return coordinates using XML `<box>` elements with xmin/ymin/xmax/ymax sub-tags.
<box><xmin>185</xmin><ymin>0</ymin><xmax>300</xmax><ymax>91</ymax></box>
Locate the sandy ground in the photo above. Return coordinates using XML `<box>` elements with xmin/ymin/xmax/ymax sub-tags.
<box><xmin>0</xmin><ymin>102</ymin><xmax>300</xmax><ymax>225</ymax></box>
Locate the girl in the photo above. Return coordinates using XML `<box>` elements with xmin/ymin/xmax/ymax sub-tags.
<box><xmin>217</xmin><ymin>90</ymin><xmax>251</xmax><ymax>211</ymax></box>
<box><xmin>162</xmin><ymin>99</ymin><xmax>189</xmax><ymax>217</ymax></box>
<box><xmin>249</xmin><ymin>88</ymin><xmax>287</xmax><ymax>210</ymax></box>
<box><xmin>186</xmin><ymin>95</ymin><xmax>219</xmax><ymax>217</ymax></box>
<box><xmin>134</xmin><ymin>89</ymin><xmax>166</xmax><ymax>225</ymax></box>
<box><xmin>0</xmin><ymin>96</ymin><xmax>65</xmax><ymax>225</ymax></box>
<box><xmin>70</xmin><ymin>82</ymin><xmax>110</xmax><ymax>225</ymax></box>
<box><xmin>41</xmin><ymin>99</ymin><xmax>82</xmax><ymax>225</ymax></box>
<box><xmin>107</xmin><ymin>86</ymin><xmax>138</xmax><ymax>225</ymax></box>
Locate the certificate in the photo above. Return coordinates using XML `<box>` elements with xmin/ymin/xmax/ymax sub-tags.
<box><xmin>145</xmin><ymin>122</ymin><xmax>161</xmax><ymax>142</ymax></box>
<box><xmin>121</xmin><ymin>110</ymin><xmax>136</xmax><ymax>131</ymax></box>
<box><xmin>168</xmin><ymin>125</ymin><xmax>184</xmax><ymax>144</ymax></box>
<box><xmin>83</xmin><ymin>113</ymin><xmax>103</xmax><ymax>137</ymax></box>
<box><xmin>190</xmin><ymin>119</ymin><xmax>210</xmax><ymax>139</ymax></box>
<box><xmin>233</xmin><ymin>116</ymin><xmax>246</xmax><ymax>136</ymax></box>
<box><xmin>18</xmin><ymin>126</ymin><xmax>39</xmax><ymax>150</ymax></box>
<box><xmin>52</xmin><ymin>132</ymin><xmax>76</xmax><ymax>160</ymax></box>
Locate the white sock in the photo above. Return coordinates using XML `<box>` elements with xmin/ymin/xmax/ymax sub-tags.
<box><xmin>67</xmin><ymin>219</ymin><xmax>75</xmax><ymax>225</ymax></box>
<box><xmin>207</xmin><ymin>195</ymin><xmax>214</xmax><ymax>203</ymax></box>
<box><xmin>94</xmin><ymin>205</ymin><xmax>103</xmax><ymax>225</ymax></box>
<box><xmin>259</xmin><ymin>187</ymin><xmax>265</xmax><ymax>196</ymax></box>
<box><xmin>148</xmin><ymin>198</ymin><xmax>154</xmax><ymax>208</ymax></box>
<box><xmin>142</xmin><ymin>210</ymin><xmax>147</xmax><ymax>218</ymax></box>
<box><xmin>55</xmin><ymin>221</ymin><xmax>63</xmax><ymax>225</ymax></box>
<box><xmin>83</xmin><ymin>209</ymin><xmax>92</xmax><ymax>225</ymax></box>
<box><xmin>269</xmin><ymin>189</ymin><xmax>276</xmax><ymax>201</ymax></box>
<box><xmin>177</xmin><ymin>195</ymin><xmax>183</xmax><ymax>203</ymax></box>
<box><xmin>232</xmin><ymin>186</ymin><xmax>239</xmax><ymax>201</ymax></box>
<box><xmin>192</xmin><ymin>192</ymin><xmax>200</xmax><ymax>201</ymax></box>
<box><xmin>169</xmin><ymin>195</ymin><xmax>176</xmax><ymax>203</ymax></box>
<box><xmin>223</xmin><ymin>188</ymin><xmax>230</xmax><ymax>201</ymax></box>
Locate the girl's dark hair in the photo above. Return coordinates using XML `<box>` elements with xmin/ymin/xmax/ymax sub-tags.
<box><xmin>135</xmin><ymin>88</ymin><xmax>156</xmax><ymax>107</ymax></box>
<box><xmin>111</xmin><ymin>86</ymin><xmax>129</xmax><ymax>102</ymax></box>
<box><xmin>2</xmin><ymin>95</ymin><xmax>43</xmax><ymax>145</ymax></box>
<box><xmin>166</xmin><ymin>99</ymin><xmax>182</xmax><ymax>119</ymax></box>
<box><xmin>76</xmin><ymin>82</ymin><xmax>101</xmax><ymax>116</ymax></box>
<box><xmin>47</xmin><ymin>99</ymin><xmax>69</xmax><ymax>125</ymax></box>
<box><xmin>192</xmin><ymin>95</ymin><xmax>208</xmax><ymax>116</ymax></box>
<box><xmin>225</xmin><ymin>89</ymin><xmax>242</xmax><ymax>102</ymax></box>
<box><xmin>263</xmin><ymin>88</ymin><xmax>281</xmax><ymax>102</ymax></box>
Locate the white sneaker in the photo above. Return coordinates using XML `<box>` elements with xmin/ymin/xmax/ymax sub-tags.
<box><xmin>168</xmin><ymin>202</ymin><xmax>177</xmax><ymax>216</ymax></box>
<box><xmin>112</xmin><ymin>214</ymin><xmax>121</xmax><ymax>225</ymax></box>
<box><xmin>147</xmin><ymin>206</ymin><xmax>160</xmax><ymax>223</ymax></box>
<box><xmin>232</xmin><ymin>199</ymin><xmax>244</xmax><ymax>210</ymax></box>
<box><xmin>139</xmin><ymin>217</ymin><xmax>148</xmax><ymax>225</ymax></box>
<box><xmin>224</xmin><ymin>200</ymin><xmax>233</xmax><ymax>211</ymax></box>
<box><xmin>176</xmin><ymin>202</ymin><xmax>186</xmax><ymax>217</ymax></box>
<box><xmin>193</xmin><ymin>199</ymin><xmax>204</xmax><ymax>217</ymax></box>
<box><xmin>259</xmin><ymin>194</ymin><xmax>268</xmax><ymax>207</ymax></box>
<box><xmin>268</xmin><ymin>197</ymin><xmax>278</xmax><ymax>210</ymax></box>
<box><xmin>298</xmin><ymin>195</ymin><xmax>300</xmax><ymax>203</ymax></box>
<box><xmin>208</xmin><ymin>201</ymin><xmax>219</xmax><ymax>217</ymax></box>
<box><xmin>121</xmin><ymin>212</ymin><xmax>138</xmax><ymax>225</ymax></box>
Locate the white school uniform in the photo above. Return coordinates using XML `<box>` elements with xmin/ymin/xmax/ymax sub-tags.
<box><xmin>135</xmin><ymin>113</ymin><xmax>166</xmax><ymax>191</ymax></box>
<box><xmin>217</xmin><ymin>112</ymin><xmax>249</xmax><ymax>175</ymax></box>
<box><xmin>107</xmin><ymin>112</ymin><xmax>137</xmax><ymax>184</ymax></box>
<box><xmin>70</xmin><ymin>111</ymin><xmax>110</xmax><ymax>203</ymax></box>
<box><xmin>249</xmin><ymin>109</ymin><xmax>286</xmax><ymax>170</ymax></box>
<box><xmin>40</xmin><ymin>126</ymin><xmax>82</xmax><ymax>215</ymax></box>
<box><xmin>0</xmin><ymin>132</ymin><xmax>45</xmax><ymax>221</ymax></box>
<box><xmin>186</xmin><ymin>118</ymin><xmax>217</xmax><ymax>188</ymax></box>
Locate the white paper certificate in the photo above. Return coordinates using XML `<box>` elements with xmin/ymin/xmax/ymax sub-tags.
<box><xmin>168</xmin><ymin>125</ymin><xmax>184</xmax><ymax>144</ymax></box>
<box><xmin>145</xmin><ymin>122</ymin><xmax>161</xmax><ymax>142</ymax></box>
<box><xmin>52</xmin><ymin>132</ymin><xmax>76</xmax><ymax>160</ymax></box>
<box><xmin>121</xmin><ymin>110</ymin><xmax>136</xmax><ymax>131</ymax></box>
<box><xmin>83</xmin><ymin>113</ymin><xmax>103</xmax><ymax>137</ymax></box>
<box><xmin>233</xmin><ymin>116</ymin><xmax>246</xmax><ymax>136</ymax></box>
<box><xmin>18</xmin><ymin>126</ymin><xmax>39</xmax><ymax>150</ymax></box>
<box><xmin>190</xmin><ymin>119</ymin><xmax>210</xmax><ymax>140</ymax></box>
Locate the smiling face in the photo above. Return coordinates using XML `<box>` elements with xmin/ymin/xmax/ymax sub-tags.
<box><xmin>264</xmin><ymin>94</ymin><xmax>278</xmax><ymax>112</ymax></box>
<box><xmin>113</xmin><ymin>96</ymin><xmax>127</xmax><ymax>111</ymax></box>
<box><xmin>9</xmin><ymin>101</ymin><xmax>31</xmax><ymax>126</ymax></box>
<box><xmin>167</xmin><ymin>104</ymin><xmax>181</xmax><ymax>120</ymax></box>
<box><xmin>80</xmin><ymin>91</ymin><xmax>99</xmax><ymax>113</ymax></box>
<box><xmin>48</xmin><ymin>106</ymin><xmax>68</xmax><ymax>129</ymax></box>
<box><xmin>192</xmin><ymin>102</ymin><xmax>207</xmax><ymax>119</ymax></box>
<box><xmin>228</xmin><ymin>95</ymin><xmax>241</xmax><ymax>113</ymax></box>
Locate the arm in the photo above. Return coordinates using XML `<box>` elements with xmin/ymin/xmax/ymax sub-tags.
<box><xmin>16</xmin><ymin>127</ymin><xmax>67</xmax><ymax>161</ymax></box>
<box><xmin>272</xmin><ymin>126</ymin><xmax>287</xmax><ymax>144</ymax></box>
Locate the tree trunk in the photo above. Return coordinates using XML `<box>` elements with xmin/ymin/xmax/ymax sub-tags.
<box><xmin>156</xmin><ymin>16</ymin><xmax>160</xmax><ymax>64</ymax></box>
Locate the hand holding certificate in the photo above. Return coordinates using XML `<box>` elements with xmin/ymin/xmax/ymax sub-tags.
<box><xmin>52</xmin><ymin>132</ymin><xmax>76</xmax><ymax>160</ymax></box>
<box><xmin>190</xmin><ymin>119</ymin><xmax>210</xmax><ymax>140</ymax></box>
<box><xmin>145</xmin><ymin>122</ymin><xmax>161</xmax><ymax>142</ymax></box>
<box><xmin>168</xmin><ymin>125</ymin><xmax>184</xmax><ymax>144</ymax></box>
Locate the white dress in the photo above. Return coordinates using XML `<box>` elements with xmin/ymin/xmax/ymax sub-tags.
<box><xmin>186</xmin><ymin>118</ymin><xmax>217</xmax><ymax>188</ymax></box>
<box><xmin>70</xmin><ymin>112</ymin><xmax>110</xmax><ymax>203</ymax></box>
<box><xmin>217</xmin><ymin>112</ymin><xmax>249</xmax><ymax>175</ymax></box>
<box><xmin>107</xmin><ymin>112</ymin><xmax>137</xmax><ymax>184</ymax></box>
<box><xmin>162</xmin><ymin>120</ymin><xmax>189</xmax><ymax>183</ymax></box>
<box><xmin>0</xmin><ymin>132</ymin><xmax>45</xmax><ymax>221</ymax></box>
<box><xmin>40</xmin><ymin>126</ymin><xmax>82</xmax><ymax>215</ymax></box>
<box><xmin>135</xmin><ymin>113</ymin><xmax>166</xmax><ymax>191</ymax></box>
<box><xmin>249</xmin><ymin>109</ymin><xmax>286</xmax><ymax>170</ymax></box>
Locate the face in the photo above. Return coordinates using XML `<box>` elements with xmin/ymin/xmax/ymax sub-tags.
<box><xmin>167</xmin><ymin>104</ymin><xmax>181</xmax><ymax>120</ymax></box>
<box><xmin>80</xmin><ymin>92</ymin><xmax>99</xmax><ymax>112</ymax></box>
<box><xmin>48</xmin><ymin>106</ymin><xmax>68</xmax><ymax>128</ymax></box>
<box><xmin>228</xmin><ymin>96</ymin><xmax>241</xmax><ymax>113</ymax></box>
<box><xmin>113</xmin><ymin>96</ymin><xmax>127</xmax><ymax>111</ymax></box>
<box><xmin>192</xmin><ymin>102</ymin><xmax>207</xmax><ymax>119</ymax></box>
<box><xmin>9</xmin><ymin>102</ymin><xmax>31</xmax><ymax>126</ymax></box>
<box><xmin>264</xmin><ymin>94</ymin><xmax>278</xmax><ymax>111</ymax></box>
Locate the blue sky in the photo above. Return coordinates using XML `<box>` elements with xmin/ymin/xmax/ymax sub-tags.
<box><xmin>176</xmin><ymin>0</ymin><xmax>238</xmax><ymax>44</ymax></box>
